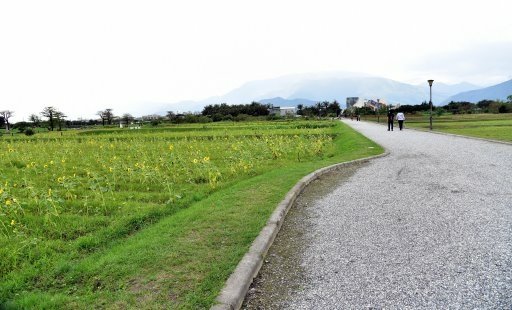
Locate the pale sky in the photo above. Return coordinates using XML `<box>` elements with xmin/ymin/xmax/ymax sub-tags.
<box><xmin>1</xmin><ymin>0</ymin><xmax>511</xmax><ymax>122</ymax></box>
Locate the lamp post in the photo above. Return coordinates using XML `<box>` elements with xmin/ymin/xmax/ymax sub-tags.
<box><xmin>428</xmin><ymin>79</ymin><xmax>434</xmax><ymax>130</ymax></box>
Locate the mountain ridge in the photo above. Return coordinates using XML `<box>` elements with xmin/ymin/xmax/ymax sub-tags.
<box><xmin>442</xmin><ymin>79</ymin><xmax>512</xmax><ymax>104</ymax></box>
<box><xmin>156</xmin><ymin>72</ymin><xmax>490</xmax><ymax>113</ymax></box>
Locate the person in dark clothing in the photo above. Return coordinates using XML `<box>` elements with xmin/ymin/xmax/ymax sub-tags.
<box><xmin>387</xmin><ymin>110</ymin><xmax>395</xmax><ymax>131</ymax></box>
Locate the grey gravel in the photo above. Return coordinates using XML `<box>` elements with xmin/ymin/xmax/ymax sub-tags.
<box><xmin>243</xmin><ymin>120</ymin><xmax>512</xmax><ymax>309</ymax></box>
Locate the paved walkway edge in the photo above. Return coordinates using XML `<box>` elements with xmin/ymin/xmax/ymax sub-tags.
<box><xmin>210</xmin><ymin>151</ymin><xmax>390</xmax><ymax>310</ymax></box>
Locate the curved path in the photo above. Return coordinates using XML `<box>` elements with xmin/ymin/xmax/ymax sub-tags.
<box><xmin>243</xmin><ymin>120</ymin><xmax>512</xmax><ymax>309</ymax></box>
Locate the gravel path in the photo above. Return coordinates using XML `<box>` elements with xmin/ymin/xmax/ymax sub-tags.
<box><xmin>243</xmin><ymin>120</ymin><xmax>512</xmax><ymax>309</ymax></box>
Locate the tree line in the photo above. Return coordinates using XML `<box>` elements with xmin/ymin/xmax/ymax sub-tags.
<box><xmin>2</xmin><ymin>95</ymin><xmax>511</xmax><ymax>134</ymax></box>
<box><xmin>350</xmin><ymin>96</ymin><xmax>512</xmax><ymax>116</ymax></box>
<box><xmin>297</xmin><ymin>101</ymin><xmax>342</xmax><ymax>117</ymax></box>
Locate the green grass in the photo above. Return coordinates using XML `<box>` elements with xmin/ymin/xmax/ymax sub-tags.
<box><xmin>0</xmin><ymin>120</ymin><xmax>383</xmax><ymax>309</ymax></box>
<box><xmin>362</xmin><ymin>113</ymin><xmax>512</xmax><ymax>142</ymax></box>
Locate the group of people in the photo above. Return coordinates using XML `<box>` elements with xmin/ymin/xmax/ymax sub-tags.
<box><xmin>347</xmin><ymin>110</ymin><xmax>405</xmax><ymax>131</ymax></box>
<box><xmin>387</xmin><ymin>110</ymin><xmax>405</xmax><ymax>131</ymax></box>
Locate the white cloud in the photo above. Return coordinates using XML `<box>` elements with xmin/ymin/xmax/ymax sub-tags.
<box><xmin>1</xmin><ymin>0</ymin><xmax>511</xmax><ymax>121</ymax></box>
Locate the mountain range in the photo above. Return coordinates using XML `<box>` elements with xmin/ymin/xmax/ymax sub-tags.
<box><xmin>157</xmin><ymin>72</ymin><xmax>512</xmax><ymax>113</ymax></box>
<box><xmin>442</xmin><ymin>79</ymin><xmax>512</xmax><ymax>104</ymax></box>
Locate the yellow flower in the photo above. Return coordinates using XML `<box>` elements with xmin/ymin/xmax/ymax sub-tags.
<box><xmin>168</xmin><ymin>144</ymin><xmax>174</xmax><ymax>151</ymax></box>
<box><xmin>193</xmin><ymin>159</ymin><xmax>199</xmax><ymax>164</ymax></box>
<box><xmin>203</xmin><ymin>156</ymin><xmax>210</xmax><ymax>162</ymax></box>
<box><xmin>10</xmin><ymin>220</ymin><xmax>15</xmax><ymax>226</ymax></box>
<box><xmin>109</xmin><ymin>167</ymin><xmax>113</xmax><ymax>172</ymax></box>
<box><xmin>5</xmin><ymin>199</ymin><xmax>12</xmax><ymax>206</ymax></box>
<box><xmin>61</xmin><ymin>159</ymin><xmax>66</xmax><ymax>163</ymax></box>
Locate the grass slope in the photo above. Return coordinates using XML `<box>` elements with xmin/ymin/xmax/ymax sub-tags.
<box><xmin>1</xmin><ymin>121</ymin><xmax>382</xmax><ymax>309</ymax></box>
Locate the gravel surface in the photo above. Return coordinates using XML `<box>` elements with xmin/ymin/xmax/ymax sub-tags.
<box><xmin>243</xmin><ymin>120</ymin><xmax>512</xmax><ymax>309</ymax></box>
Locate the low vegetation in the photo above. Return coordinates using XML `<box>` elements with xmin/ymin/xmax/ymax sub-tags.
<box><xmin>0</xmin><ymin>120</ymin><xmax>382</xmax><ymax>308</ymax></box>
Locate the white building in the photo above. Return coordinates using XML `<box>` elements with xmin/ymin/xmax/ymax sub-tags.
<box><xmin>269</xmin><ymin>106</ymin><xmax>296</xmax><ymax>116</ymax></box>
<box><xmin>346</xmin><ymin>97</ymin><xmax>388</xmax><ymax>111</ymax></box>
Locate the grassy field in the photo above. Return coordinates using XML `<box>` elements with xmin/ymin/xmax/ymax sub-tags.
<box><xmin>361</xmin><ymin>113</ymin><xmax>512</xmax><ymax>142</ymax></box>
<box><xmin>0</xmin><ymin>120</ymin><xmax>383</xmax><ymax>309</ymax></box>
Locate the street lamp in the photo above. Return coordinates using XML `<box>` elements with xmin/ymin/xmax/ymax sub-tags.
<box><xmin>428</xmin><ymin>79</ymin><xmax>434</xmax><ymax>130</ymax></box>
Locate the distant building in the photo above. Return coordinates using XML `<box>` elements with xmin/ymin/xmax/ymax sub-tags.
<box><xmin>346</xmin><ymin>97</ymin><xmax>365</xmax><ymax>109</ymax></box>
<box><xmin>269</xmin><ymin>106</ymin><xmax>296</xmax><ymax>116</ymax></box>
<box><xmin>346</xmin><ymin>97</ymin><xmax>388</xmax><ymax>111</ymax></box>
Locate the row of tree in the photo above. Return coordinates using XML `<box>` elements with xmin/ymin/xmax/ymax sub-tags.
<box><xmin>3</xmin><ymin>96</ymin><xmax>511</xmax><ymax>132</ymax></box>
<box><xmin>201</xmin><ymin>102</ymin><xmax>271</xmax><ymax>117</ymax></box>
<box><xmin>0</xmin><ymin>107</ymin><xmax>145</xmax><ymax>133</ymax></box>
<box><xmin>297</xmin><ymin>101</ymin><xmax>342</xmax><ymax>117</ymax></box>
<box><xmin>350</xmin><ymin>96</ymin><xmax>512</xmax><ymax>116</ymax></box>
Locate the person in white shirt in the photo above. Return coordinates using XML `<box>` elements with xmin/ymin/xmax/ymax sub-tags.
<box><xmin>396</xmin><ymin>111</ymin><xmax>405</xmax><ymax>130</ymax></box>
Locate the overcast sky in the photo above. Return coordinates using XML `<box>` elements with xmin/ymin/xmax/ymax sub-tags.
<box><xmin>1</xmin><ymin>0</ymin><xmax>511</xmax><ymax>122</ymax></box>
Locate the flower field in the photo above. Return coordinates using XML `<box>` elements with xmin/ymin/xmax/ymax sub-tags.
<box><xmin>0</xmin><ymin>120</ymin><xmax>382</xmax><ymax>308</ymax></box>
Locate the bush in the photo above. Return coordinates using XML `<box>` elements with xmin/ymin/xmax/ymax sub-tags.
<box><xmin>222</xmin><ymin>115</ymin><xmax>233</xmax><ymax>121</ymax></box>
<box><xmin>24</xmin><ymin>128</ymin><xmax>35</xmax><ymax>136</ymax></box>
<box><xmin>234</xmin><ymin>114</ymin><xmax>249</xmax><ymax>122</ymax></box>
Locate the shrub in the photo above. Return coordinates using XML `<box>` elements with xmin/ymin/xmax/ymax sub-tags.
<box><xmin>24</xmin><ymin>128</ymin><xmax>35</xmax><ymax>136</ymax></box>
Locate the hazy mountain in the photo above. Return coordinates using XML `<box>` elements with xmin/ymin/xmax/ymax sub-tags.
<box><xmin>442</xmin><ymin>79</ymin><xmax>512</xmax><ymax>103</ymax></box>
<box><xmin>156</xmin><ymin>71</ymin><xmax>484</xmax><ymax>113</ymax></box>
<box><xmin>259</xmin><ymin>97</ymin><xmax>318</xmax><ymax>107</ymax></box>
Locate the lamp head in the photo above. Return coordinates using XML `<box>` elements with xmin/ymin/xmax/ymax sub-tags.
<box><xmin>428</xmin><ymin>79</ymin><xmax>434</xmax><ymax>86</ymax></box>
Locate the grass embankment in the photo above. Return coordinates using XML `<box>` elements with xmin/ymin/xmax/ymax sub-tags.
<box><xmin>362</xmin><ymin>113</ymin><xmax>512</xmax><ymax>142</ymax></box>
<box><xmin>0</xmin><ymin>120</ymin><xmax>382</xmax><ymax>309</ymax></box>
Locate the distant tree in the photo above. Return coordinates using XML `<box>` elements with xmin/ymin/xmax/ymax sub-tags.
<box><xmin>328</xmin><ymin>100</ymin><xmax>342</xmax><ymax>116</ymax></box>
<box><xmin>97</xmin><ymin>111</ymin><xmax>106</xmax><ymax>126</ymax></box>
<box><xmin>488</xmin><ymin>102</ymin><xmax>502</xmax><ymax>113</ymax></box>
<box><xmin>41</xmin><ymin>106</ymin><xmax>58</xmax><ymax>131</ymax></box>
<box><xmin>443</xmin><ymin>101</ymin><xmax>475</xmax><ymax>114</ymax></box>
<box><xmin>201</xmin><ymin>102</ymin><xmax>270</xmax><ymax>117</ymax></box>
<box><xmin>96</xmin><ymin>109</ymin><xmax>115</xmax><ymax>125</ymax></box>
<box><xmin>29</xmin><ymin>114</ymin><xmax>41</xmax><ymax>127</ymax></box>
<box><xmin>166</xmin><ymin>111</ymin><xmax>177</xmax><ymax>122</ymax></box>
<box><xmin>0</xmin><ymin>116</ymin><xmax>4</xmax><ymax>129</ymax></box>
<box><xmin>507</xmin><ymin>95</ymin><xmax>512</xmax><ymax>104</ymax></box>
<box><xmin>297</xmin><ymin>104</ymin><xmax>304</xmax><ymax>115</ymax></box>
<box><xmin>0</xmin><ymin>110</ymin><xmax>14</xmax><ymax>131</ymax></box>
<box><xmin>476</xmin><ymin>100</ymin><xmax>495</xmax><ymax>112</ymax></box>
<box><xmin>12</xmin><ymin>121</ymin><xmax>31</xmax><ymax>133</ymax></box>
<box><xmin>54</xmin><ymin>111</ymin><xmax>67</xmax><ymax>131</ymax></box>
<box><xmin>435</xmin><ymin>108</ymin><xmax>446</xmax><ymax>116</ymax></box>
<box><xmin>121</xmin><ymin>113</ymin><xmax>135</xmax><ymax>125</ymax></box>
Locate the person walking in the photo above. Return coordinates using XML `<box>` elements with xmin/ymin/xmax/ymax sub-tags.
<box><xmin>396</xmin><ymin>111</ymin><xmax>405</xmax><ymax>130</ymax></box>
<box><xmin>387</xmin><ymin>110</ymin><xmax>395</xmax><ymax>131</ymax></box>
